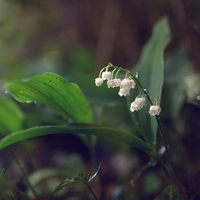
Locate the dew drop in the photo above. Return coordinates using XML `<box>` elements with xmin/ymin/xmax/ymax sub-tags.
<box><xmin>34</xmin><ymin>101</ymin><xmax>37</xmax><ymax>104</ymax></box>
<box><xmin>26</xmin><ymin>100</ymin><xmax>32</xmax><ymax>103</ymax></box>
<box><xmin>197</xmin><ymin>95</ymin><xmax>200</xmax><ymax>100</ymax></box>
<box><xmin>4</xmin><ymin>90</ymin><xmax>8</xmax><ymax>94</ymax></box>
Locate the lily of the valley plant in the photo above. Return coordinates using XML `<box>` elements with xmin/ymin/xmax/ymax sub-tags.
<box><xmin>95</xmin><ymin>63</ymin><xmax>161</xmax><ymax>116</ymax></box>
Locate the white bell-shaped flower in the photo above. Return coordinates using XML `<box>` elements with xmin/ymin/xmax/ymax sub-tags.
<box><xmin>118</xmin><ymin>87</ymin><xmax>130</xmax><ymax>96</ymax></box>
<box><xmin>120</xmin><ymin>79</ymin><xmax>135</xmax><ymax>89</ymax></box>
<box><xmin>130</xmin><ymin>102</ymin><xmax>140</xmax><ymax>112</ymax></box>
<box><xmin>102</xmin><ymin>71</ymin><xmax>112</xmax><ymax>80</ymax></box>
<box><xmin>149</xmin><ymin>105</ymin><xmax>161</xmax><ymax>116</ymax></box>
<box><xmin>107</xmin><ymin>79</ymin><xmax>121</xmax><ymax>88</ymax></box>
<box><xmin>130</xmin><ymin>97</ymin><xmax>145</xmax><ymax>112</ymax></box>
<box><xmin>134</xmin><ymin>97</ymin><xmax>145</xmax><ymax>106</ymax></box>
<box><xmin>95</xmin><ymin>78</ymin><xmax>103</xmax><ymax>87</ymax></box>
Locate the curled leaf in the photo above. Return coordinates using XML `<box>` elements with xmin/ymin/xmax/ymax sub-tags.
<box><xmin>50</xmin><ymin>163</ymin><xmax>101</xmax><ymax>199</ymax></box>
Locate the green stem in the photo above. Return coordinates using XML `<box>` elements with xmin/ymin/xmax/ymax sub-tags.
<box><xmin>109</xmin><ymin>64</ymin><xmax>183</xmax><ymax>192</ymax></box>
<box><xmin>131</xmin><ymin>158</ymin><xmax>156</xmax><ymax>185</ymax></box>
<box><xmin>155</xmin><ymin>116</ymin><xmax>184</xmax><ymax>193</ymax></box>
<box><xmin>86</xmin><ymin>183</ymin><xmax>98</xmax><ymax>200</ymax></box>
<box><xmin>9</xmin><ymin>148</ymin><xmax>39</xmax><ymax>199</ymax></box>
<box><xmin>108</xmin><ymin>64</ymin><xmax>153</xmax><ymax>104</ymax></box>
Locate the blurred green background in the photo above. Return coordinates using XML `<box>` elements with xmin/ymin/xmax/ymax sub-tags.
<box><xmin>1</xmin><ymin>0</ymin><xmax>200</xmax><ymax>83</ymax></box>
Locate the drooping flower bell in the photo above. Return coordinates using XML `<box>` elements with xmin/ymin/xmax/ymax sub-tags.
<box><xmin>118</xmin><ymin>87</ymin><xmax>131</xmax><ymax>96</ymax></box>
<box><xmin>130</xmin><ymin>97</ymin><xmax>146</xmax><ymax>112</ymax></box>
<box><xmin>118</xmin><ymin>79</ymin><xmax>135</xmax><ymax>96</ymax></box>
<box><xmin>102</xmin><ymin>71</ymin><xmax>112</xmax><ymax>80</ymax></box>
<box><xmin>95</xmin><ymin>78</ymin><xmax>103</xmax><ymax>87</ymax></box>
<box><xmin>149</xmin><ymin>105</ymin><xmax>161</xmax><ymax>116</ymax></box>
<box><xmin>107</xmin><ymin>79</ymin><xmax>121</xmax><ymax>88</ymax></box>
<box><xmin>120</xmin><ymin>79</ymin><xmax>135</xmax><ymax>89</ymax></box>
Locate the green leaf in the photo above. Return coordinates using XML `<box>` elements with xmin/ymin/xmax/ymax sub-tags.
<box><xmin>0</xmin><ymin>168</ymin><xmax>18</xmax><ymax>200</ymax></box>
<box><xmin>162</xmin><ymin>47</ymin><xmax>189</xmax><ymax>119</ymax></box>
<box><xmin>5</xmin><ymin>72</ymin><xmax>93</xmax><ymax>123</ymax></box>
<box><xmin>130</xmin><ymin>16</ymin><xmax>171</xmax><ymax>144</ymax></box>
<box><xmin>163</xmin><ymin>47</ymin><xmax>200</xmax><ymax>118</ymax></box>
<box><xmin>154</xmin><ymin>185</ymin><xmax>186</xmax><ymax>200</ymax></box>
<box><xmin>0</xmin><ymin>96</ymin><xmax>24</xmax><ymax>135</ymax></box>
<box><xmin>0</xmin><ymin>123</ymin><xmax>153</xmax><ymax>155</ymax></box>
<box><xmin>50</xmin><ymin>163</ymin><xmax>101</xmax><ymax>198</ymax></box>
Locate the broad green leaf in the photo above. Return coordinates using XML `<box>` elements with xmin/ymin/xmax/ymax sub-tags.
<box><xmin>0</xmin><ymin>123</ymin><xmax>154</xmax><ymax>155</ymax></box>
<box><xmin>50</xmin><ymin>163</ymin><xmax>100</xmax><ymax>198</ymax></box>
<box><xmin>162</xmin><ymin>47</ymin><xmax>189</xmax><ymax>119</ymax></box>
<box><xmin>6</xmin><ymin>72</ymin><xmax>93</xmax><ymax>123</ymax></box>
<box><xmin>0</xmin><ymin>168</ymin><xmax>18</xmax><ymax>200</ymax></box>
<box><xmin>130</xmin><ymin>16</ymin><xmax>171</xmax><ymax>144</ymax></box>
<box><xmin>0</xmin><ymin>96</ymin><xmax>24</xmax><ymax>135</ymax></box>
<box><xmin>154</xmin><ymin>185</ymin><xmax>186</xmax><ymax>200</ymax></box>
<box><xmin>162</xmin><ymin>47</ymin><xmax>200</xmax><ymax>118</ymax></box>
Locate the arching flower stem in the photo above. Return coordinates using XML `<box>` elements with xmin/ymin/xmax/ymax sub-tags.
<box><xmin>108</xmin><ymin>63</ymin><xmax>182</xmax><ymax>192</ymax></box>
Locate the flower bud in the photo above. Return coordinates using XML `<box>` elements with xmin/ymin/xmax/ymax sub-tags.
<box><xmin>149</xmin><ymin>105</ymin><xmax>161</xmax><ymax>116</ymax></box>
<box><xmin>118</xmin><ymin>87</ymin><xmax>130</xmax><ymax>96</ymax></box>
<box><xmin>107</xmin><ymin>79</ymin><xmax>121</xmax><ymax>88</ymax></box>
<box><xmin>130</xmin><ymin>97</ymin><xmax>145</xmax><ymax>112</ymax></box>
<box><xmin>95</xmin><ymin>78</ymin><xmax>103</xmax><ymax>87</ymax></box>
<box><xmin>102</xmin><ymin>71</ymin><xmax>112</xmax><ymax>80</ymax></box>
<box><xmin>120</xmin><ymin>79</ymin><xmax>135</xmax><ymax>89</ymax></box>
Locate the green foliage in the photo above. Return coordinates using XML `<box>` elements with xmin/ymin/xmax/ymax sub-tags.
<box><xmin>163</xmin><ymin>47</ymin><xmax>200</xmax><ymax>119</ymax></box>
<box><xmin>154</xmin><ymin>185</ymin><xmax>186</xmax><ymax>200</ymax></box>
<box><xmin>50</xmin><ymin>163</ymin><xmax>101</xmax><ymax>199</ymax></box>
<box><xmin>0</xmin><ymin>12</ymin><xmax>191</xmax><ymax>199</ymax></box>
<box><xmin>130</xmin><ymin>16</ymin><xmax>171</xmax><ymax>145</ymax></box>
<box><xmin>0</xmin><ymin>96</ymin><xmax>24</xmax><ymax>135</ymax></box>
<box><xmin>162</xmin><ymin>47</ymin><xmax>189</xmax><ymax>119</ymax></box>
<box><xmin>0</xmin><ymin>168</ymin><xmax>18</xmax><ymax>200</ymax></box>
<box><xmin>0</xmin><ymin>123</ymin><xmax>153</xmax><ymax>155</ymax></box>
<box><xmin>6</xmin><ymin>72</ymin><xmax>93</xmax><ymax>123</ymax></box>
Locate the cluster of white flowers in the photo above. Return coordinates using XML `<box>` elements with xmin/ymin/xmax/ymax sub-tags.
<box><xmin>95</xmin><ymin>71</ymin><xmax>135</xmax><ymax>97</ymax></box>
<box><xmin>95</xmin><ymin>67</ymin><xmax>161</xmax><ymax>116</ymax></box>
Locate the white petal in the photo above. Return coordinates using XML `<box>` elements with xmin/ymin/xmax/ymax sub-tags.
<box><xmin>118</xmin><ymin>87</ymin><xmax>130</xmax><ymax>96</ymax></box>
<box><xmin>95</xmin><ymin>78</ymin><xmax>103</xmax><ymax>87</ymax></box>
<box><xmin>107</xmin><ymin>80</ymin><xmax>115</xmax><ymax>88</ymax></box>
<box><xmin>134</xmin><ymin>97</ymin><xmax>145</xmax><ymax>107</ymax></box>
<box><xmin>130</xmin><ymin>102</ymin><xmax>140</xmax><ymax>112</ymax></box>
<box><xmin>102</xmin><ymin>71</ymin><xmax>112</xmax><ymax>80</ymax></box>
<box><xmin>149</xmin><ymin>105</ymin><xmax>161</xmax><ymax>116</ymax></box>
<box><xmin>120</xmin><ymin>79</ymin><xmax>135</xmax><ymax>89</ymax></box>
<box><xmin>113</xmin><ymin>79</ymin><xmax>121</xmax><ymax>87</ymax></box>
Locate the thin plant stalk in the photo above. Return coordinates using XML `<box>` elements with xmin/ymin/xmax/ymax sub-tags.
<box><xmin>9</xmin><ymin>148</ymin><xmax>39</xmax><ymax>199</ymax></box>
<box><xmin>86</xmin><ymin>183</ymin><xmax>98</xmax><ymax>200</ymax></box>
<box><xmin>156</xmin><ymin>117</ymin><xmax>184</xmax><ymax>194</ymax></box>
<box><xmin>107</xmin><ymin>64</ymin><xmax>181</xmax><ymax>191</ymax></box>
